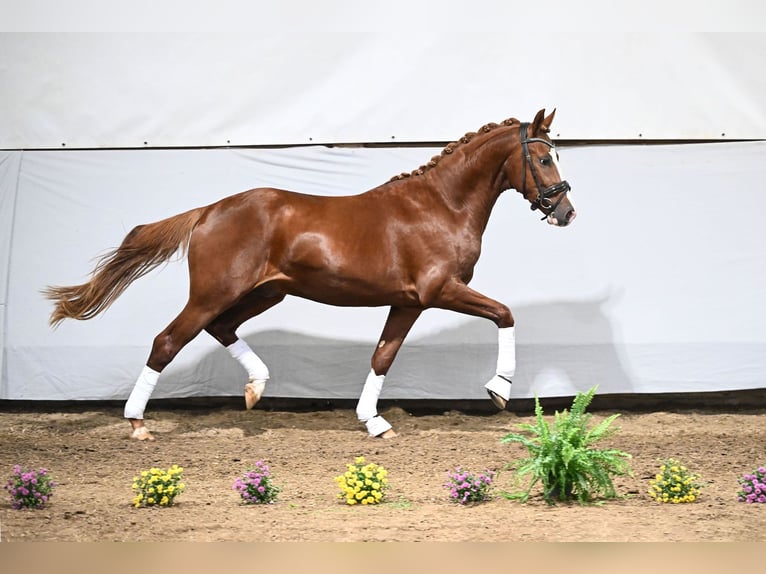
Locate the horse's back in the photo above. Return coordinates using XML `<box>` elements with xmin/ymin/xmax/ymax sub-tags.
<box><xmin>203</xmin><ymin>185</ymin><xmax>408</xmax><ymax>237</ymax></box>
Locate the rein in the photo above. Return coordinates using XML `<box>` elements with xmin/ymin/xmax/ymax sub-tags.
<box><xmin>519</xmin><ymin>123</ymin><xmax>571</xmax><ymax>220</ymax></box>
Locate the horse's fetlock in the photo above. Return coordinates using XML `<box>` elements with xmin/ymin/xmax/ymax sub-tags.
<box><xmin>356</xmin><ymin>403</ymin><xmax>376</xmax><ymax>422</ymax></box>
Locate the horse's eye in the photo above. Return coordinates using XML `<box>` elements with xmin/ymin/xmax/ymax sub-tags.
<box><xmin>540</xmin><ymin>156</ymin><xmax>552</xmax><ymax>167</ymax></box>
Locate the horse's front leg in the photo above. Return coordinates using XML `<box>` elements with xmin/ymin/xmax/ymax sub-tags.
<box><xmin>433</xmin><ymin>280</ymin><xmax>515</xmax><ymax>409</ymax></box>
<box><xmin>358</xmin><ymin>306</ymin><xmax>422</xmax><ymax>438</ymax></box>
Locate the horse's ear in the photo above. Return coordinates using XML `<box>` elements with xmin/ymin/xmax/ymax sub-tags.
<box><xmin>532</xmin><ymin>108</ymin><xmax>556</xmax><ymax>135</ymax></box>
<box><xmin>543</xmin><ymin>108</ymin><xmax>556</xmax><ymax>132</ymax></box>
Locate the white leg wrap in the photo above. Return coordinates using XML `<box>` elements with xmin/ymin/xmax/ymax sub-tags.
<box><xmin>227</xmin><ymin>339</ymin><xmax>269</xmax><ymax>382</ymax></box>
<box><xmin>484</xmin><ymin>326</ymin><xmax>515</xmax><ymax>403</ymax></box>
<box><xmin>365</xmin><ymin>415</ymin><xmax>393</xmax><ymax>437</ymax></box>
<box><xmin>124</xmin><ymin>366</ymin><xmax>160</xmax><ymax>420</ymax></box>
<box><xmin>484</xmin><ymin>374</ymin><xmax>512</xmax><ymax>402</ymax></box>
<box><xmin>496</xmin><ymin>326</ymin><xmax>516</xmax><ymax>378</ymax></box>
<box><xmin>356</xmin><ymin>369</ymin><xmax>384</xmax><ymax>422</ymax></box>
<box><xmin>356</xmin><ymin>370</ymin><xmax>393</xmax><ymax>436</ymax></box>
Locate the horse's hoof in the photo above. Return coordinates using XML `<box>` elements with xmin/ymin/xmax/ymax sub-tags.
<box><xmin>131</xmin><ymin>426</ymin><xmax>155</xmax><ymax>441</ymax></box>
<box><xmin>377</xmin><ymin>429</ymin><xmax>398</xmax><ymax>439</ymax></box>
<box><xmin>487</xmin><ymin>389</ymin><xmax>507</xmax><ymax>410</ymax></box>
<box><xmin>245</xmin><ymin>380</ymin><xmax>266</xmax><ymax>410</ymax></box>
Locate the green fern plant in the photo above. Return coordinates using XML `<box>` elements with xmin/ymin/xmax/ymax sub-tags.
<box><xmin>500</xmin><ymin>386</ymin><xmax>632</xmax><ymax>504</ymax></box>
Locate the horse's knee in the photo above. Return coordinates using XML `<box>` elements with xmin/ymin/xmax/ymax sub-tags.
<box><xmin>497</xmin><ymin>306</ymin><xmax>514</xmax><ymax>329</ymax></box>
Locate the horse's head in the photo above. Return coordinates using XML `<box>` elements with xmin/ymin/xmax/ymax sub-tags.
<box><xmin>513</xmin><ymin>109</ymin><xmax>577</xmax><ymax>227</ymax></box>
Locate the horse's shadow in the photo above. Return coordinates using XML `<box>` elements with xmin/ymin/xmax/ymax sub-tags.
<box><xmin>386</xmin><ymin>294</ymin><xmax>634</xmax><ymax>400</ymax></box>
<box><xmin>164</xmin><ymin>293</ymin><xmax>633</xmax><ymax>404</ymax></box>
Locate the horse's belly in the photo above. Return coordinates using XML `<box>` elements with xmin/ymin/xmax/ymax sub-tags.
<box><xmin>283</xmin><ymin>269</ymin><xmax>417</xmax><ymax>308</ymax></box>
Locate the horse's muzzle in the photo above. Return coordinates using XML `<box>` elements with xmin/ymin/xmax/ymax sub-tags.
<box><xmin>547</xmin><ymin>205</ymin><xmax>577</xmax><ymax>227</ymax></box>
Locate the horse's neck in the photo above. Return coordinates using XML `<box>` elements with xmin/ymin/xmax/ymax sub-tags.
<box><xmin>431</xmin><ymin>128</ymin><xmax>518</xmax><ymax>233</ymax></box>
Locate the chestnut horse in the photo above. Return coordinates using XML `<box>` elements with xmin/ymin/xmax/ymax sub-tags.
<box><xmin>44</xmin><ymin>108</ymin><xmax>576</xmax><ymax>440</ymax></box>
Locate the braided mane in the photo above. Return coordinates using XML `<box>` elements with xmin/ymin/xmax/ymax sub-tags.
<box><xmin>389</xmin><ymin>117</ymin><xmax>519</xmax><ymax>182</ymax></box>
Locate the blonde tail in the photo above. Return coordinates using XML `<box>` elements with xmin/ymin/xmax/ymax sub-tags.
<box><xmin>43</xmin><ymin>207</ymin><xmax>205</xmax><ymax>326</ymax></box>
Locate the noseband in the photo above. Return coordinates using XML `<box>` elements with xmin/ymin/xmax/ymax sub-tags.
<box><xmin>520</xmin><ymin>123</ymin><xmax>571</xmax><ymax>220</ymax></box>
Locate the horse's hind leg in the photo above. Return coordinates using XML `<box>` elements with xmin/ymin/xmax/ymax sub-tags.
<box><xmin>125</xmin><ymin>301</ymin><xmax>227</xmax><ymax>440</ymax></box>
<box><xmin>358</xmin><ymin>306</ymin><xmax>422</xmax><ymax>438</ymax></box>
<box><xmin>204</xmin><ymin>289</ymin><xmax>285</xmax><ymax>410</ymax></box>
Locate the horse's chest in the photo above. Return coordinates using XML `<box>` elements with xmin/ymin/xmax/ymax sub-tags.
<box><xmin>448</xmin><ymin>231</ymin><xmax>482</xmax><ymax>270</ymax></box>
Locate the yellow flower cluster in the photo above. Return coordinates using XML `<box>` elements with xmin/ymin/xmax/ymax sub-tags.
<box><xmin>132</xmin><ymin>464</ymin><xmax>186</xmax><ymax>508</ymax></box>
<box><xmin>648</xmin><ymin>459</ymin><xmax>701</xmax><ymax>504</ymax></box>
<box><xmin>334</xmin><ymin>456</ymin><xmax>389</xmax><ymax>505</ymax></box>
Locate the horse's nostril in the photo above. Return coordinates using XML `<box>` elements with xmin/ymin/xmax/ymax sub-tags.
<box><xmin>567</xmin><ymin>209</ymin><xmax>577</xmax><ymax>222</ymax></box>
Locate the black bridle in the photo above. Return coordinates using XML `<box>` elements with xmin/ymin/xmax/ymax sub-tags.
<box><xmin>520</xmin><ymin>122</ymin><xmax>571</xmax><ymax>220</ymax></box>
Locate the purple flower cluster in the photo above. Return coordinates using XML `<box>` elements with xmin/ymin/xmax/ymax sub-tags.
<box><xmin>444</xmin><ymin>467</ymin><xmax>495</xmax><ymax>505</ymax></box>
<box><xmin>233</xmin><ymin>460</ymin><xmax>280</xmax><ymax>504</ymax></box>
<box><xmin>4</xmin><ymin>465</ymin><xmax>56</xmax><ymax>510</ymax></box>
<box><xmin>737</xmin><ymin>466</ymin><xmax>766</xmax><ymax>504</ymax></box>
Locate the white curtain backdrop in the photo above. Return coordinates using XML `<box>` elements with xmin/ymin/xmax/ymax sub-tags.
<box><xmin>1</xmin><ymin>141</ymin><xmax>764</xmax><ymax>401</ymax></box>
<box><xmin>1</xmin><ymin>22</ymin><xmax>765</xmax><ymax>402</ymax></box>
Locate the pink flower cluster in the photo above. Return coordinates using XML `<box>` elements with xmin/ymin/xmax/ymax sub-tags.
<box><xmin>232</xmin><ymin>460</ymin><xmax>279</xmax><ymax>504</ymax></box>
<box><xmin>737</xmin><ymin>466</ymin><xmax>766</xmax><ymax>504</ymax></box>
<box><xmin>4</xmin><ymin>465</ymin><xmax>56</xmax><ymax>510</ymax></box>
<box><xmin>444</xmin><ymin>466</ymin><xmax>495</xmax><ymax>505</ymax></box>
